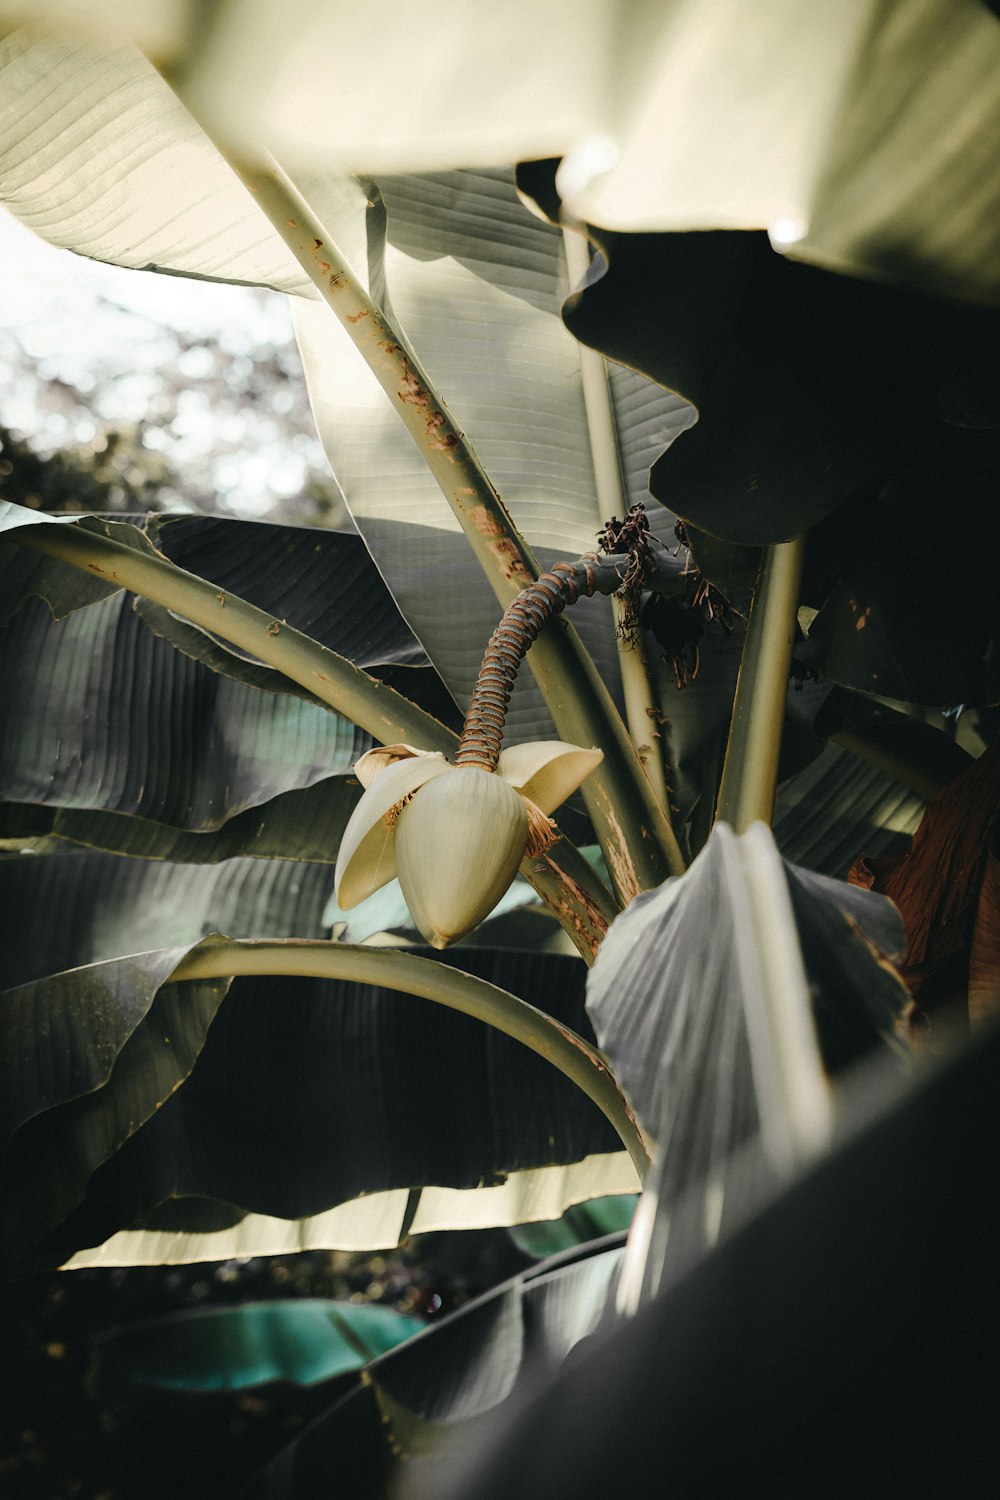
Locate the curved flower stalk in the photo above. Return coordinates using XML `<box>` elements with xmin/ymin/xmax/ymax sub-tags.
<box><xmin>335</xmin><ymin>742</ymin><xmax>603</xmax><ymax>948</ymax></box>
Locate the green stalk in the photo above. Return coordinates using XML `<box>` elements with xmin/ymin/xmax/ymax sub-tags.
<box><xmin>561</xmin><ymin>223</ymin><xmax>674</xmax><ymax>821</ymax></box>
<box><xmin>219</xmin><ymin>154</ymin><xmax>681</xmax><ymax>898</ymax></box>
<box><xmin>715</xmin><ymin>537</ymin><xmax>805</xmax><ymax>832</ymax></box>
<box><xmin>12</xmin><ymin>520</ymin><xmax>616</xmax><ymax>958</ymax></box>
<box><xmin>171</xmin><ymin>939</ymin><xmax>650</xmax><ymax>1180</ymax></box>
<box><xmin>15</xmin><ymin>521</ymin><xmax>452</xmax><ymax>751</ymax></box>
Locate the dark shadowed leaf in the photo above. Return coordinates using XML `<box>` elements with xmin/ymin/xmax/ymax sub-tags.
<box><xmin>0</xmin><ymin>776</ymin><xmax>360</xmax><ymax>866</ymax></box>
<box><xmin>0</xmin><ymin>943</ymin><xmax>230</xmax><ymax>1273</ymax></box>
<box><xmin>41</xmin><ymin>946</ymin><xmax>635</xmax><ymax>1270</ymax></box>
<box><xmin>773</xmin><ymin>743</ymin><xmax>926</xmax><ymax>878</ymax></box>
<box><xmin>250</xmin><ymin>1234</ymin><xmax>625</xmax><ymax>1497</ymax></box>
<box><xmin>419</xmin><ymin>1022</ymin><xmax>1000</xmax><ymax>1500</ymax></box>
<box><xmin>0</xmin><ymin>592</ymin><xmax>367</xmax><ymax>826</ymax></box>
<box><xmin>102</xmin><ymin>1299</ymin><xmax>424</xmax><ymax>1392</ymax></box>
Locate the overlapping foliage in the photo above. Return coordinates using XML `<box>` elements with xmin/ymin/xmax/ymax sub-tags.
<box><xmin>2</xmin><ymin>4</ymin><xmax>999</xmax><ymax>1494</ymax></box>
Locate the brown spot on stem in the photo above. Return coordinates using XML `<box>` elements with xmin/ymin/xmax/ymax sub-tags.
<box><xmin>313</xmin><ymin>238</ymin><xmax>323</xmax><ymax>249</ymax></box>
<box><xmin>346</xmin><ymin>309</ymin><xmax>370</xmax><ymax>324</ymax></box>
<box><xmin>491</xmin><ymin>538</ymin><xmax>532</xmax><ymax>584</ymax></box>
<box><xmin>329</xmin><ymin>273</ymin><xmax>346</xmax><ymax>290</ymax></box>
<box><xmin>470</xmin><ymin>506</ymin><xmax>505</xmax><ymax>537</ymax></box>
<box><xmin>266</xmin><ymin>621</ymin><xmax>281</xmax><ymax>638</ymax></box>
<box><xmin>534</xmin><ymin>856</ymin><xmax>608</xmax><ymax>964</ymax></box>
<box><xmin>317</xmin><ymin>260</ymin><xmax>331</xmax><ymax>273</ymax></box>
<box><xmin>217</xmin><ymin>592</ymin><xmax>225</xmax><ymax>607</ymax></box>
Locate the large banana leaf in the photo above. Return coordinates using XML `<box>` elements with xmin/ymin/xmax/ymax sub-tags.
<box><xmin>3</xmin><ymin>938</ymin><xmax>635</xmax><ymax>1272</ymax></box>
<box><xmin>0</xmin><ymin>33</ymin><xmax>695</xmax><ymax>746</ymax></box>
<box><xmin>18</xmin><ymin>1</ymin><xmax>997</xmax><ymax>307</ymax></box>
<box><xmin>585</xmin><ymin>822</ymin><xmax>909</xmax><ymax>1298</ymax></box>
<box><xmin>1</xmin><ymin>591</ymin><xmax>365</xmax><ymax>823</ymax></box>
<box><xmin>0</xmin><ymin>506</ymin><xmax>461</xmax><ymax>863</ymax></box>
<box><xmin>553</xmin><ymin>222</ymin><xmax>1000</xmax><ymax>701</ymax></box>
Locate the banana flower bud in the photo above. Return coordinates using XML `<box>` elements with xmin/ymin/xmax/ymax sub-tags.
<box><xmin>334</xmin><ymin>741</ymin><xmax>603</xmax><ymax>948</ymax></box>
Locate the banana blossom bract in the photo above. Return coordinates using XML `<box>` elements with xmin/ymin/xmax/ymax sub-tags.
<box><xmin>334</xmin><ymin>742</ymin><xmax>603</xmax><ymax>947</ymax></box>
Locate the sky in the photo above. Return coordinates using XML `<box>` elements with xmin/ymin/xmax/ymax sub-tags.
<box><xmin>0</xmin><ymin>205</ymin><xmax>336</xmax><ymax>519</ymax></box>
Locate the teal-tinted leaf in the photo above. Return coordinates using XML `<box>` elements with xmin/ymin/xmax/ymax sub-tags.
<box><xmin>0</xmin><ymin>850</ymin><xmax>332</xmax><ymax>989</ymax></box>
<box><xmin>0</xmin><ymin>943</ymin><xmax>229</xmax><ymax>1273</ymax></box>
<box><xmin>102</xmin><ymin>1299</ymin><xmax>424</xmax><ymax>1392</ymax></box>
<box><xmin>508</xmin><ymin>1194</ymin><xmax>637</xmax><ymax>1259</ymax></box>
<box><xmin>0</xmin><ymin>29</ymin><xmax>311</xmax><ymax>292</ymax></box>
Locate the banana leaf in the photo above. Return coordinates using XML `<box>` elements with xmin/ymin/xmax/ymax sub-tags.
<box><xmin>101</xmin><ymin>1299</ymin><xmax>424</xmax><ymax>1392</ymax></box>
<box><xmin>3</xmin><ymin>939</ymin><xmax>635</xmax><ymax>1272</ymax></box>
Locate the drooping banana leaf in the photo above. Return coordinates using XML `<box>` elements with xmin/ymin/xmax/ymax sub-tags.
<box><xmin>101</xmin><ymin>1299</ymin><xmax>425</xmax><ymax>1392</ymax></box>
<box><xmin>547</xmin><ymin>220</ymin><xmax>1000</xmax><ymax>702</ymax></box>
<box><xmin>0</xmin><ymin>777</ymin><xmax>360</xmax><ymax>866</ymax></box>
<box><xmin>0</xmin><ymin>591</ymin><xmax>367</xmax><ymax>823</ymax></box>
<box><xmin>11</xmin><ymin>941</ymin><xmax>634</xmax><ymax>1272</ymax></box>
<box><xmin>23</xmin><ymin>0</ymin><xmax>997</xmax><ymax>310</ymax></box>
<box><xmin>585</xmin><ymin>822</ymin><xmax>909</xmax><ymax>1300</ymax></box>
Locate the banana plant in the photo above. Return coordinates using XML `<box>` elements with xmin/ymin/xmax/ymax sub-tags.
<box><xmin>1</xmin><ymin>6</ymin><xmax>999</xmax><ymax>1496</ymax></box>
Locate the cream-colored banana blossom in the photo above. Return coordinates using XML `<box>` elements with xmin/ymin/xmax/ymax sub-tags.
<box><xmin>334</xmin><ymin>741</ymin><xmax>604</xmax><ymax>948</ymax></box>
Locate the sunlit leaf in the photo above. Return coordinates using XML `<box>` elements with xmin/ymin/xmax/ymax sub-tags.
<box><xmin>295</xmin><ymin>168</ymin><xmax>692</xmax><ymax>743</ymax></box>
